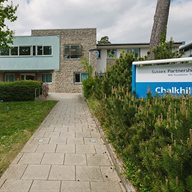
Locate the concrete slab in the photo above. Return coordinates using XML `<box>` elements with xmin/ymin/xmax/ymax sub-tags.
<box><xmin>36</xmin><ymin>144</ymin><xmax>57</xmax><ymax>153</ymax></box>
<box><xmin>18</xmin><ymin>153</ymin><xmax>44</xmax><ymax>164</ymax></box>
<box><xmin>29</xmin><ymin>180</ymin><xmax>60</xmax><ymax>192</ymax></box>
<box><xmin>22</xmin><ymin>165</ymin><xmax>50</xmax><ymax>180</ymax></box>
<box><xmin>76</xmin><ymin>166</ymin><xmax>103</xmax><ymax>182</ymax></box>
<box><xmin>41</xmin><ymin>153</ymin><xmax>64</xmax><ymax>165</ymax></box>
<box><xmin>76</xmin><ymin>145</ymin><xmax>96</xmax><ymax>154</ymax></box>
<box><xmin>61</xmin><ymin>181</ymin><xmax>90</xmax><ymax>192</ymax></box>
<box><xmin>86</xmin><ymin>154</ymin><xmax>111</xmax><ymax>166</ymax></box>
<box><xmin>49</xmin><ymin>165</ymin><xmax>75</xmax><ymax>180</ymax></box>
<box><xmin>0</xmin><ymin>179</ymin><xmax>32</xmax><ymax>192</ymax></box>
<box><xmin>64</xmin><ymin>154</ymin><xmax>86</xmax><ymax>165</ymax></box>
<box><xmin>91</xmin><ymin>181</ymin><xmax>123</xmax><ymax>192</ymax></box>
<box><xmin>56</xmin><ymin>144</ymin><xmax>75</xmax><ymax>153</ymax></box>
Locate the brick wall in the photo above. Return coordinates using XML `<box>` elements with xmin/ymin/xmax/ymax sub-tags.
<box><xmin>32</xmin><ymin>28</ymin><xmax>97</xmax><ymax>93</ymax></box>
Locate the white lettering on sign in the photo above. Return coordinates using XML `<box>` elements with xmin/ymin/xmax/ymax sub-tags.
<box><xmin>155</xmin><ymin>87</ymin><xmax>192</xmax><ymax>94</ymax></box>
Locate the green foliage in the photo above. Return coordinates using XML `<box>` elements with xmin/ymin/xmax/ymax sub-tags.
<box><xmin>0</xmin><ymin>100</ymin><xmax>57</xmax><ymax>176</ymax></box>
<box><xmin>98</xmin><ymin>36</ymin><xmax>111</xmax><ymax>45</ymax></box>
<box><xmin>84</xmin><ymin>50</ymin><xmax>192</xmax><ymax>191</ymax></box>
<box><xmin>0</xmin><ymin>80</ymin><xmax>42</xmax><ymax>101</ymax></box>
<box><xmin>152</xmin><ymin>35</ymin><xmax>182</xmax><ymax>59</ymax></box>
<box><xmin>0</xmin><ymin>0</ymin><xmax>17</xmax><ymax>48</ymax></box>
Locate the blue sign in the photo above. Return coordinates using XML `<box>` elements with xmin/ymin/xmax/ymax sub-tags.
<box><xmin>132</xmin><ymin>58</ymin><xmax>192</xmax><ymax>98</ymax></box>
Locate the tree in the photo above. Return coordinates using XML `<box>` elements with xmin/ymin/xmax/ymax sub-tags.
<box><xmin>0</xmin><ymin>0</ymin><xmax>17</xmax><ymax>48</ymax></box>
<box><xmin>149</xmin><ymin>0</ymin><xmax>171</xmax><ymax>59</ymax></box>
<box><xmin>98</xmin><ymin>36</ymin><xmax>111</xmax><ymax>45</ymax></box>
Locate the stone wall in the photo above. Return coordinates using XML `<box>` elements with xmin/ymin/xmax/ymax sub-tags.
<box><xmin>32</xmin><ymin>28</ymin><xmax>97</xmax><ymax>93</ymax></box>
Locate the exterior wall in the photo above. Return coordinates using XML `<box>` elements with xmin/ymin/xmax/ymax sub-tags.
<box><xmin>96</xmin><ymin>47</ymin><xmax>149</xmax><ymax>73</ymax></box>
<box><xmin>32</xmin><ymin>28</ymin><xmax>97</xmax><ymax>93</ymax></box>
<box><xmin>0</xmin><ymin>36</ymin><xmax>60</xmax><ymax>71</ymax></box>
<box><xmin>182</xmin><ymin>49</ymin><xmax>192</xmax><ymax>57</ymax></box>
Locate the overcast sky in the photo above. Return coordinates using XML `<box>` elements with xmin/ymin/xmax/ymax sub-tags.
<box><xmin>7</xmin><ymin>0</ymin><xmax>192</xmax><ymax>44</ymax></box>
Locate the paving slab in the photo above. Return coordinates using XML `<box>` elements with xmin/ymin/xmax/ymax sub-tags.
<box><xmin>29</xmin><ymin>180</ymin><xmax>60</xmax><ymax>192</ymax></box>
<box><xmin>0</xmin><ymin>93</ymin><xmax>125</xmax><ymax>192</ymax></box>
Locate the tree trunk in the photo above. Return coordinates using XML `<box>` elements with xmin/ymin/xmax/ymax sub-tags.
<box><xmin>149</xmin><ymin>0</ymin><xmax>171</xmax><ymax>59</ymax></box>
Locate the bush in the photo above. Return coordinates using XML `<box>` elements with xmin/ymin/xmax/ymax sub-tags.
<box><xmin>0</xmin><ymin>80</ymin><xmax>42</xmax><ymax>101</ymax></box>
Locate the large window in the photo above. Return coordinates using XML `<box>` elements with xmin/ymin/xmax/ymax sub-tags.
<box><xmin>11</xmin><ymin>47</ymin><xmax>18</xmax><ymax>56</ymax></box>
<box><xmin>19</xmin><ymin>46</ymin><xmax>31</xmax><ymax>56</ymax></box>
<box><xmin>64</xmin><ymin>45</ymin><xmax>82</xmax><ymax>59</ymax></box>
<box><xmin>127</xmin><ymin>48</ymin><xmax>140</xmax><ymax>57</ymax></box>
<box><xmin>0</xmin><ymin>45</ymin><xmax>52</xmax><ymax>57</ymax></box>
<box><xmin>74</xmin><ymin>72</ymin><xmax>88</xmax><ymax>83</ymax></box>
<box><xmin>5</xmin><ymin>74</ymin><xmax>15</xmax><ymax>82</ymax></box>
<box><xmin>37</xmin><ymin>46</ymin><xmax>52</xmax><ymax>56</ymax></box>
<box><xmin>0</xmin><ymin>48</ymin><xmax>9</xmax><ymax>56</ymax></box>
<box><xmin>42</xmin><ymin>73</ymin><xmax>52</xmax><ymax>83</ymax></box>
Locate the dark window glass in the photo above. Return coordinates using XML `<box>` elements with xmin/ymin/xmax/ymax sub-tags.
<box><xmin>42</xmin><ymin>73</ymin><xmax>52</xmax><ymax>82</ymax></box>
<box><xmin>127</xmin><ymin>48</ymin><xmax>140</xmax><ymax>57</ymax></box>
<box><xmin>64</xmin><ymin>45</ymin><xmax>82</xmax><ymax>59</ymax></box>
<box><xmin>75</xmin><ymin>73</ymin><xmax>80</xmax><ymax>82</ymax></box>
<box><xmin>37</xmin><ymin>46</ymin><xmax>43</xmax><ymax>55</ymax></box>
<box><xmin>44</xmin><ymin>46</ymin><xmax>52</xmax><ymax>55</ymax></box>
<box><xmin>5</xmin><ymin>74</ymin><xmax>15</xmax><ymax>82</ymax></box>
<box><xmin>0</xmin><ymin>48</ymin><xmax>9</xmax><ymax>56</ymax></box>
<box><xmin>11</xmin><ymin>47</ymin><xmax>18</xmax><ymax>56</ymax></box>
<box><xmin>19</xmin><ymin>46</ymin><xmax>31</xmax><ymax>55</ymax></box>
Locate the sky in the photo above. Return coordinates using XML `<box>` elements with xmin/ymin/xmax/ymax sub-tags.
<box><xmin>7</xmin><ymin>0</ymin><xmax>192</xmax><ymax>44</ymax></box>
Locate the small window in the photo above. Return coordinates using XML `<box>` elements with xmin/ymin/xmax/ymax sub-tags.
<box><xmin>5</xmin><ymin>74</ymin><xmax>15</xmax><ymax>82</ymax></box>
<box><xmin>11</xmin><ymin>47</ymin><xmax>18</xmax><ymax>56</ymax></box>
<box><xmin>42</xmin><ymin>73</ymin><xmax>52</xmax><ymax>83</ymax></box>
<box><xmin>107</xmin><ymin>49</ymin><xmax>117</xmax><ymax>58</ymax></box>
<box><xmin>0</xmin><ymin>48</ymin><xmax>9</xmax><ymax>56</ymax></box>
<box><xmin>19</xmin><ymin>46</ymin><xmax>31</xmax><ymax>56</ymax></box>
<box><xmin>43</xmin><ymin>46</ymin><xmax>52</xmax><ymax>55</ymax></box>
<box><xmin>37</xmin><ymin>46</ymin><xmax>43</xmax><ymax>55</ymax></box>
<box><xmin>74</xmin><ymin>72</ymin><xmax>88</xmax><ymax>83</ymax></box>
<box><xmin>64</xmin><ymin>45</ymin><xmax>82</xmax><ymax>59</ymax></box>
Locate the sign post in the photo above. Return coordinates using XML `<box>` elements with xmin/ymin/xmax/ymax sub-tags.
<box><xmin>132</xmin><ymin>57</ymin><xmax>192</xmax><ymax>98</ymax></box>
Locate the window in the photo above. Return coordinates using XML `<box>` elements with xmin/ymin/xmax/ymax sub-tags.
<box><xmin>107</xmin><ymin>49</ymin><xmax>117</xmax><ymax>58</ymax></box>
<box><xmin>74</xmin><ymin>72</ymin><xmax>88</xmax><ymax>83</ymax></box>
<box><xmin>44</xmin><ymin>46</ymin><xmax>52</xmax><ymax>55</ymax></box>
<box><xmin>5</xmin><ymin>74</ymin><xmax>15</xmax><ymax>82</ymax></box>
<box><xmin>19</xmin><ymin>46</ymin><xmax>31</xmax><ymax>56</ymax></box>
<box><xmin>42</xmin><ymin>73</ymin><xmax>52</xmax><ymax>83</ymax></box>
<box><xmin>0</xmin><ymin>48</ymin><xmax>9</xmax><ymax>56</ymax></box>
<box><xmin>127</xmin><ymin>48</ymin><xmax>140</xmax><ymax>57</ymax></box>
<box><xmin>64</xmin><ymin>45</ymin><xmax>82</xmax><ymax>59</ymax></box>
<box><xmin>11</xmin><ymin>47</ymin><xmax>18</xmax><ymax>56</ymax></box>
<box><xmin>37</xmin><ymin>46</ymin><xmax>43</xmax><ymax>55</ymax></box>
<box><xmin>37</xmin><ymin>46</ymin><xmax>52</xmax><ymax>56</ymax></box>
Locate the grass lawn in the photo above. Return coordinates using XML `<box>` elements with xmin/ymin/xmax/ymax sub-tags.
<box><xmin>0</xmin><ymin>100</ymin><xmax>57</xmax><ymax>176</ymax></box>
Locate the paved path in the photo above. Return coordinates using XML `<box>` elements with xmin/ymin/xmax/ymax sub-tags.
<box><xmin>0</xmin><ymin>93</ymin><xmax>125</xmax><ymax>192</ymax></box>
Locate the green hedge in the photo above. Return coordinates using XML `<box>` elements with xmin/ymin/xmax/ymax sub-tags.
<box><xmin>0</xmin><ymin>80</ymin><xmax>42</xmax><ymax>101</ymax></box>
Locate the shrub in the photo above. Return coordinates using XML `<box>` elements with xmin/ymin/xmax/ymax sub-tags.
<box><xmin>0</xmin><ymin>80</ymin><xmax>42</xmax><ymax>101</ymax></box>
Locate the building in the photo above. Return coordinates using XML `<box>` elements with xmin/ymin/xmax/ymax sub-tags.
<box><xmin>179</xmin><ymin>42</ymin><xmax>192</xmax><ymax>57</ymax></box>
<box><xmin>0</xmin><ymin>28</ymin><xmax>184</xmax><ymax>92</ymax></box>
<box><xmin>95</xmin><ymin>42</ymin><xmax>183</xmax><ymax>73</ymax></box>
<box><xmin>0</xmin><ymin>28</ymin><xmax>97</xmax><ymax>92</ymax></box>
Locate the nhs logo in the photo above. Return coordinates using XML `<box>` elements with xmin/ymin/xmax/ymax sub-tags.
<box><xmin>132</xmin><ymin>58</ymin><xmax>192</xmax><ymax>98</ymax></box>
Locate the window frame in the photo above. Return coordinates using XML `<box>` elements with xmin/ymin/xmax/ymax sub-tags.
<box><xmin>42</xmin><ymin>73</ymin><xmax>52</xmax><ymax>83</ymax></box>
<box><xmin>5</xmin><ymin>73</ymin><xmax>16</xmax><ymax>82</ymax></box>
<box><xmin>64</xmin><ymin>44</ymin><xmax>82</xmax><ymax>59</ymax></box>
<box><xmin>74</xmin><ymin>72</ymin><xmax>88</xmax><ymax>84</ymax></box>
